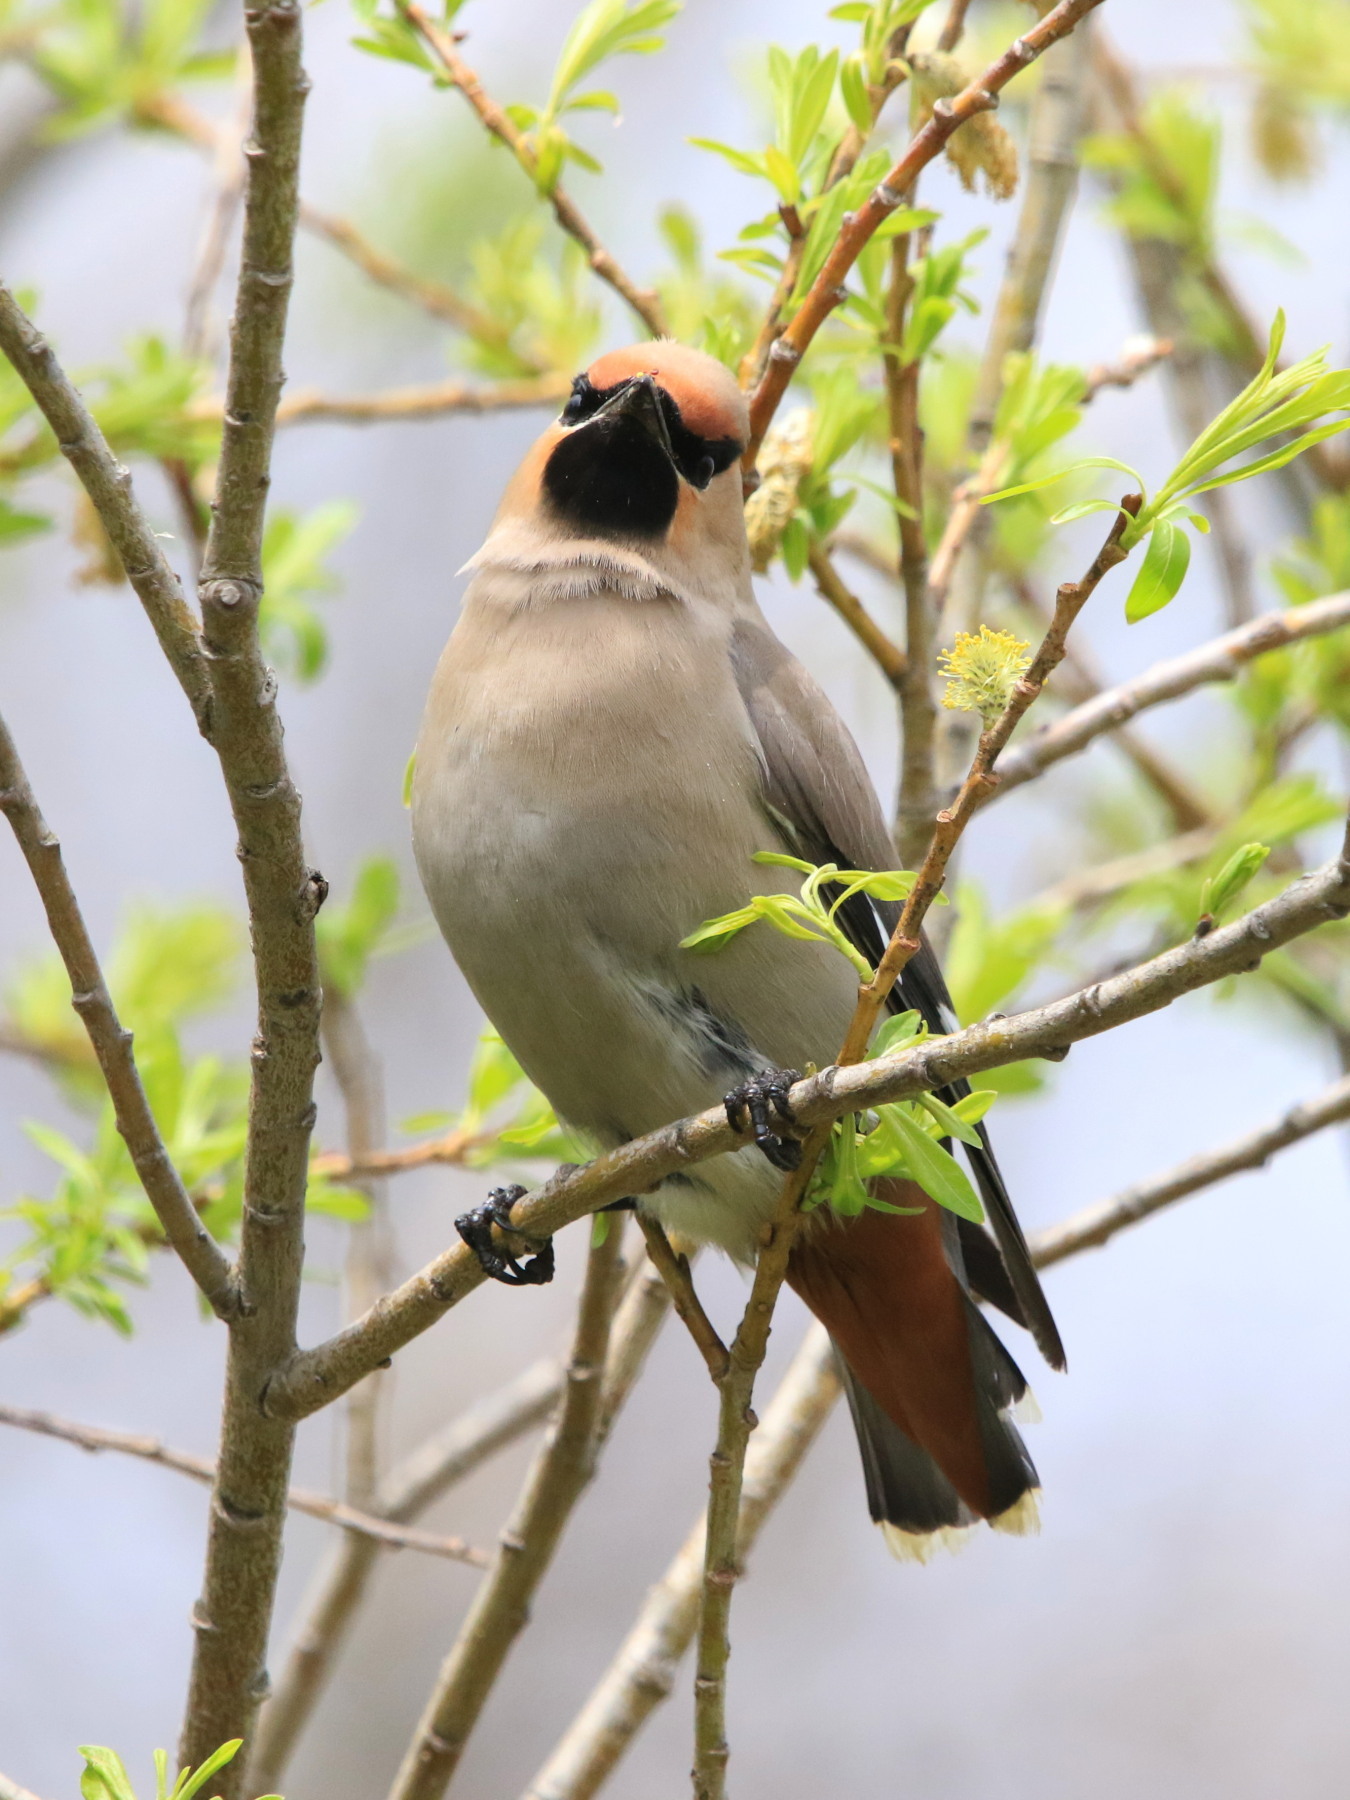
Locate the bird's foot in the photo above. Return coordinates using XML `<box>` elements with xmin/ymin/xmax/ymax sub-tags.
<box><xmin>455</xmin><ymin>1185</ymin><xmax>555</xmax><ymax>1287</ymax></box>
<box><xmin>724</xmin><ymin>1068</ymin><xmax>803</xmax><ymax>1172</ymax></box>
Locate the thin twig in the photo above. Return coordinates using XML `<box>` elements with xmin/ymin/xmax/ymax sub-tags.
<box><xmin>265</xmin><ymin>827</ymin><xmax>1350</xmax><ymax>1424</ymax></box>
<box><xmin>0</xmin><ymin>287</ymin><xmax>212</xmax><ymax>729</ymax></box>
<box><xmin>524</xmin><ymin>1067</ymin><xmax>1350</xmax><ymax>1798</ymax></box>
<box><xmin>1031</xmin><ymin>1071</ymin><xmax>1350</xmax><ymax>1267</ymax></box>
<box><xmin>1028</xmin><ymin>826</ymin><xmax>1217</xmax><ymax>915</ymax></box>
<box><xmin>0</xmin><ymin>1405</ymin><xmax>488</xmax><ymax>1565</ymax></box>
<box><xmin>992</xmin><ymin>590</ymin><xmax>1350</xmax><ymax>800</ymax></box>
<box><xmin>807</xmin><ymin>542</ymin><xmax>906</xmax><ymax>692</ymax></box>
<box><xmin>177</xmin><ymin>0</ymin><xmax>317</xmax><ymax>1783</ymax></box>
<box><xmin>0</xmin><ymin>1770</ymin><xmax>47</xmax><ymax>1800</ymax></box>
<box><xmin>1007</xmin><ymin>572</ymin><xmax>1212</xmax><ymax>832</ymax></box>
<box><xmin>259</xmin><ymin>374</ymin><xmax>570</xmax><ymax>425</ymax></box>
<box><xmin>389</xmin><ymin>1221</ymin><xmax>629</xmax><ymax>1800</ymax></box>
<box><xmin>310</xmin><ymin>1126</ymin><xmax>487</xmax><ymax>1182</ymax></box>
<box><xmin>636</xmin><ymin>1216</ymin><xmax>728</xmax><ymax>1382</ymax></box>
<box><xmin>743</xmin><ymin>0</ymin><xmax>1108</xmax><ymax>467</ymax></box>
<box><xmin>398</xmin><ymin>2</ymin><xmax>667</xmax><ymax>338</ymax></box>
<box><xmin>522</xmin><ymin>1324</ymin><xmax>840</xmax><ymax>1800</ymax></box>
<box><xmin>886</xmin><ymin>233</ymin><xmax>940</xmax><ymax>870</ymax></box>
<box><xmin>247</xmin><ymin>1358</ymin><xmax>564</xmax><ymax>1795</ymax></box>
<box><xmin>321</xmin><ymin>987</ymin><xmax>394</xmax><ymax>1526</ymax></box>
<box><xmin>936</xmin><ymin>0</ymin><xmax>973</xmax><ymax>53</ymax></box>
<box><xmin>298</xmin><ymin>202</ymin><xmax>530</xmax><ymax>352</ymax></box>
<box><xmin>0</xmin><ymin>711</ymin><xmax>239</xmax><ymax>1317</ymax></box>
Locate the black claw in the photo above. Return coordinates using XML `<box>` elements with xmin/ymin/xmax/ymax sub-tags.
<box><xmin>724</xmin><ymin>1069</ymin><xmax>803</xmax><ymax>1172</ymax></box>
<box><xmin>456</xmin><ymin>1184</ymin><xmax>555</xmax><ymax>1287</ymax></box>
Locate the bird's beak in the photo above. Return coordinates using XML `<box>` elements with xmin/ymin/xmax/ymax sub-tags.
<box><xmin>587</xmin><ymin>374</ymin><xmax>679</xmax><ymax>472</ymax></box>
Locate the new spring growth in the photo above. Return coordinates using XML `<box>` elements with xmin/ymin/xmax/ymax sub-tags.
<box><xmin>745</xmin><ymin>408</ymin><xmax>814</xmax><ymax>572</ymax></box>
<box><xmin>938</xmin><ymin>625</ymin><xmax>1032</xmax><ymax>725</ymax></box>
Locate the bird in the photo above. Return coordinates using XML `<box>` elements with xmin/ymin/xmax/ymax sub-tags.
<box><xmin>410</xmin><ymin>339</ymin><xmax>1065</xmax><ymax>1558</ymax></box>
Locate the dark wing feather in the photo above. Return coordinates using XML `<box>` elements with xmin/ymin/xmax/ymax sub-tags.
<box><xmin>730</xmin><ymin>615</ymin><xmax>1065</xmax><ymax>1371</ymax></box>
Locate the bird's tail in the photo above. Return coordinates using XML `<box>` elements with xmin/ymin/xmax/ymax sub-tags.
<box><xmin>786</xmin><ymin>1180</ymin><xmax>1040</xmax><ymax>1558</ymax></box>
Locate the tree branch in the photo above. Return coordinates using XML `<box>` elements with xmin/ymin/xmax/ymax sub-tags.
<box><xmin>0</xmin><ymin>285</ymin><xmax>212</xmax><ymax>730</ymax></box>
<box><xmin>397</xmin><ymin>2</ymin><xmax>667</xmax><ymax>338</ymax></box>
<box><xmin>807</xmin><ymin>543</ymin><xmax>906</xmax><ymax>693</ymax></box>
<box><xmin>261</xmin><ymin>373</ymin><xmax>570</xmax><ymax>425</ymax></box>
<box><xmin>265</xmin><ymin>825</ymin><xmax>1350</xmax><ymax>1424</ymax></box>
<box><xmin>991</xmin><ymin>590</ymin><xmax>1350</xmax><ymax>801</ymax></box>
<box><xmin>743</xmin><ymin>0</ymin><xmax>1108</xmax><ymax>467</ymax></box>
<box><xmin>636</xmin><ymin>1218</ymin><xmax>728</xmax><ymax>1383</ymax></box>
<box><xmin>523</xmin><ymin>1064</ymin><xmax>1350</xmax><ymax>1798</ymax></box>
<box><xmin>0</xmin><ymin>710</ymin><xmax>239</xmax><ymax>1317</ymax></box>
<box><xmin>246</xmin><ymin>1358</ymin><xmax>565</xmax><ymax>1795</ymax></box>
<box><xmin>389</xmin><ymin>1221</ymin><xmax>628</xmax><ymax>1800</ymax></box>
<box><xmin>0</xmin><ymin>1770</ymin><xmax>48</xmax><ymax>1800</ymax></box>
<box><xmin>178</xmin><ymin>0</ymin><xmax>317</xmax><ymax>1781</ymax></box>
<box><xmin>298</xmin><ymin>202</ymin><xmax>531</xmax><ymax>351</ymax></box>
<box><xmin>0</xmin><ymin>1404</ymin><xmax>489</xmax><ymax>1565</ymax></box>
<box><xmin>521</xmin><ymin>1324</ymin><xmax>840</xmax><ymax>1800</ymax></box>
<box><xmin>1031</xmin><ymin>1071</ymin><xmax>1350</xmax><ymax>1269</ymax></box>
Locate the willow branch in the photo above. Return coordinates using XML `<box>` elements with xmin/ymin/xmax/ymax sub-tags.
<box><xmin>266</xmin><ymin>824</ymin><xmax>1350</xmax><ymax>1424</ymax></box>
<box><xmin>390</xmin><ymin>1222</ymin><xmax>629</xmax><ymax>1800</ymax></box>
<box><xmin>0</xmin><ymin>1771</ymin><xmax>47</xmax><ymax>1800</ymax></box>
<box><xmin>1007</xmin><ymin>572</ymin><xmax>1212</xmax><ymax>832</ymax></box>
<box><xmin>177</xmin><ymin>0</ymin><xmax>317</xmax><ymax>1781</ymax></box>
<box><xmin>247</xmin><ymin>1357</ymin><xmax>564</xmax><ymax>1795</ymax></box>
<box><xmin>0</xmin><ymin>1404</ymin><xmax>487</xmax><ymax>1565</ymax></box>
<box><xmin>992</xmin><ymin>590</ymin><xmax>1350</xmax><ymax>801</ymax></box>
<box><xmin>298</xmin><ymin>202</ymin><xmax>528</xmax><ymax>348</ymax></box>
<box><xmin>0</xmin><ymin>286</ymin><xmax>211</xmax><ymax>729</ymax></box>
<box><xmin>637</xmin><ymin>1217</ymin><xmax>728</xmax><ymax>1383</ymax></box>
<box><xmin>397</xmin><ymin>2</ymin><xmax>666</xmax><ymax>338</ymax></box>
<box><xmin>807</xmin><ymin>543</ymin><xmax>906</xmax><ymax>692</ymax></box>
<box><xmin>523</xmin><ymin>1324</ymin><xmax>840</xmax><ymax>1800</ymax></box>
<box><xmin>260</xmin><ymin>373</ymin><xmax>570</xmax><ymax>425</ymax></box>
<box><xmin>1032</xmin><ymin>1071</ymin><xmax>1350</xmax><ymax>1268</ymax></box>
<box><xmin>524</xmin><ymin>1063</ymin><xmax>1350</xmax><ymax>1798</ymax></box>
<box><xmin>0</xmin><ymin>711</ymin><xmax>239</xmax><ymax>1316</ymax></box>
<box><xmin>743</xmin><ymin>0</ymin><xmax>1108</xmax><ymax>467</ymax></box>
<box><xmin>321</xmin><ymin>988</ymin><xmax>394</xmax><ymax>1528</ymax></box>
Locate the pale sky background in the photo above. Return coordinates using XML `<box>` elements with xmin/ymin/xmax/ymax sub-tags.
<box><xmin>2</xmin><ymin>1</ymin><xmax>1349</xmax><ymax>1796</ymax></box>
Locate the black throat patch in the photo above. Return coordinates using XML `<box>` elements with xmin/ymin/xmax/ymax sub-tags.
<box><xmin>543</xmin><ymin>404</ymin><xmax>681</xmax><ymax>539</ymax></box>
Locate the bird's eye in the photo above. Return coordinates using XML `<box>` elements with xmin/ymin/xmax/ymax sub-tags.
<box><xmin>694</xmin><ymin>454</ymin><xmax>715</xmax><ymax>487</ymax></box>
<box><xmin>561</xmin><ymin>375</ymin><xmax>603</xmax><ymax>426</ymax></box>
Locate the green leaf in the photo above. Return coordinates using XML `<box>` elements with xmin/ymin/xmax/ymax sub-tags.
<box><xmin>688</xmin><ymin>138</ymin><xmax>768</xmax><ymax>179</ymax></box>
<box><xmin>80</xmin><ymin>1750</ymin><xmax>137</xmax><ymax>1800</ymax></box>
<box><xmin>172</xmin><ymin>1740</ymin><xmax>242</xmax><ymax>1800</ymax></box>
<box><xmin>881</xmin><ymin>1105</ymin><xmax>984</xmax><ymax>1221</ymax></box>
<box><xmin>870</xmin><ymin>1010</ymin><xmax>925</xmax><ymax>1059</ymax></box>
<box><xmin>1125</xmin><ymin>518</ymin><xmax>1191</xmax><ymax>622</ymax></box>
<box><xmin>591</xmin><ymin>1210</ymin><xmax>612</xmax><ymax>1247</ymax></box>
<box><xmin>679</xmin><ymin>904</ymin><xmax>761</xmax><ymax>953</ymax></box>
<box><xmin>983</xmin><ymin>455</ymin><xmax>1144</xmax><ymax>506</ymax></box>
<box><xmin>1199</xmin><ymin>842</ymin><xmax>1270</xmax><ymax>921</ymax></box>
<box><xmin>840</xmin><ymin>53</ymin><xmax>872</xmax><ymax>133</ymax></box>
<box><xmin>914</xmin><ymin>1089</ymin><xmax>983</xmax><ymax>1147</ymax></box>
<box><xmin>315</xmin><ymin>856</ymin><xmax>400</xmax><ymax>998</ymax></box>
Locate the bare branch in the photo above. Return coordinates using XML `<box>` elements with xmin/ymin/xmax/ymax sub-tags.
<box><xmin>1033</xmin><ymin>1072</ymin><xmax>1350</xmax><ymax>1268</ymax></box>
<box><xmin>298</xmin><ymin>202</ymin><xmax>529</xmax><ymax>350</ymax></box>
<box><xmin>1083</xmin><ymin>334</ymin><xmax>1173</xmax><ymax>395</ymax></box>
<box><xmin>0</xmin><ymin>711</ymin><xmax>239</xmax><ymax>1317</ymax></box>
<box><xmin>0</xmin><ymin>1769</ymin><xmax>48</xmax><ymax>1800</ymax></box>
<box><xmin>0</xmin><ymin>286</ymin><xmax>212</xmax><ymax>729</ymax></box>
<box><xmin>992</xmin><ymin>591</ymin><xmax>1350</xmax><ymax>801</ymax></box>
<box><xmin>397</xmin><ymin>2</ymin><xmax>668</xmax><ymax>339</ymax></box>
<box><xmin>247</xmin><ymin>1358</ymin><xmax>564</xmax><ymax>1795</ymax></box>
<box><xmin>178</xmin><ymin>0</ymin><xmax>318</xmax><ymax>1780</ymax></box>
<box><xmin>522</xmin><ymin>1324</ymin><xmax>839</xmax><ymax>1800</ymax></box>
<box><xmin>743</xmin><ymin>0</ymin><xmax>1108</xmax><ymax>467</ymax></box>
<box><xmin>265</xmin><ymin>828</ymin><xmax>1350</xmax><ymax>1424</ymax></box>
<box><xmin>807</xmin><ymin>543</ymin><xmax>906</xmax><ymax>692</ymax></box>
<box><xmin>0</xmin><ymin>1404</ymin><xmax>488</xmax><ymax>1565</ymax></box>
<box><xmin>637</xmin><ymin>1217</ymin><xmax>728</xmax><ymax>1383</ymax></box>
<box><xmin>390</xmin><ymin>1222</ymin><xmax>628</xmax><ymax>1800</ymax></box>
<box><xmin>311</xmin><ymin>1126</ymin><xmax>486</xmax><ymax>1182</ymax></box>
<box><xmin>262</xmin><ymin>374</ymin><xmax>570</xmax><ymax>426</ymax></box>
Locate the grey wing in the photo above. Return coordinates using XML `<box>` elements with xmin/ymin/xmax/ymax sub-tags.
<box><xmin>730</xmin><ymin>614</ymin><xmax>1066</xmax><ymax>1372</ymax></box>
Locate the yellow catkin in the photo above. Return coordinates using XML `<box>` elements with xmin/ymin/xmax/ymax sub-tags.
<box><xmin>908</xmin><ymin>50</ymin><xmax>1020</xmax><ymax>201</ymax></box>
<box><xmin>744</xmin><ymin>407</ymin><xmax>814</xmax><ymax>573</ymax></box>
<box><xmin>938</xmin><ymin>625</ymin><xmax>1033</xmax><ymax>723</ymax></box>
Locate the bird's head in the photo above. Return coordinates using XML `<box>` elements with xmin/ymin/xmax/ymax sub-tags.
<box><xmin>480</xmin><ymin>342</ymin><xmax>752</xmax><ymax>598</ymax></box>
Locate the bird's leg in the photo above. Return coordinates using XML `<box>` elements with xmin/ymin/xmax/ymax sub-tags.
<box><xmin>724</xmin><ymin>1068</ymin><xmax>803</xmax><ymax>1172</ymax></box>
<box><xmin>455</xmin><ymin>1184</ymin><xmax>556</xmax><ymax>1287</ymax></box>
